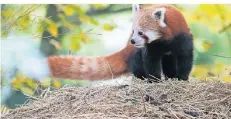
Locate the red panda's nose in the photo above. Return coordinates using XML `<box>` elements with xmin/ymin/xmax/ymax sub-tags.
<box><xmin>131</xmin><ymin>39</ymin><xmax>135</xmax><ymax>44</ymax></box>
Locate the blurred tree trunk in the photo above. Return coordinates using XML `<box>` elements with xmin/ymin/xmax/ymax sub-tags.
<box><xmin>1</xmin><ymin>4</ymin><xmax>5</xmax><ymax>10</ymax></box>
<box><xmin>40</xmin><ymin>4</ymin><xmax>64</xmax><ymax>56</ymax></box>
<box><xmin>39</xmin><ymin>4</ymin><xmax>131</xmax><ymax>56</ymax></box>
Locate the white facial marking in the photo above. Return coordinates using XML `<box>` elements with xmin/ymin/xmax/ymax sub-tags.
<box><xmin>152</xmin><ymin>7</ymin><xmax>167</xmax><ymax>28</ymax></box>
<box><xmin>145</xmin><ymin>30</ymin><xmax>160</xmax><ymax>43</ymax></box>
<box><xmin>132</xmin><ymin>28</ymin><xmax>145</xmax><ymax>48</ymax></box>
<box><xmin>132</xmin><ymin>29</ymin><xmax>160</xmax><ymax>48</ymax></box>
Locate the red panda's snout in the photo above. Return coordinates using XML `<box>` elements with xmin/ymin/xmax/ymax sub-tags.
<box><xmin>131</xmin><ymin>30</ymin><xmax>145</xmax><ymax>48</ymax></box>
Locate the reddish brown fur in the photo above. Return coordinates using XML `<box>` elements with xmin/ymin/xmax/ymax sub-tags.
<box><xmin>47</xmin><ymin>4</ymin><xmax>190</xmax><ymax>81</ymax></box>
<box><xmin>159</xmin><ymin>5</ymin><xmax>190</xmax><ymax>39</ymax></box>
<box><xmin>48</xmin><ymin>34</ymin><xmax>136</xmax><ymax>80</ymax></box>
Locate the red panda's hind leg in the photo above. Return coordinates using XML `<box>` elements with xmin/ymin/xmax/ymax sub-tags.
<box><xmin>172</xmin><ymin>33</ymin><xmax>194</xmax><ymax>81</ymax></box>
<box><xmin>162</xmin><ymin>54</ymin><xmax>177</xmax><ymax>79</ymax></box>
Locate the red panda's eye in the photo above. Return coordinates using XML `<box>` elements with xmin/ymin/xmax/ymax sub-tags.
<box><xmin>138</xmin><ymin>31</ymin><xmax>143</xmax><ymax>36</ymax></box>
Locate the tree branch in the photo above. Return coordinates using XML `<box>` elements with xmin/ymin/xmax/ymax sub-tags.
<box><xmin>219</xmin><ymin>23</ymin><xmax>231</xmax><ymax>33</ymax></box>
<box><xmin>207</xmin><ymin>53</ymin><xmax>231</xmax><ymax>58</ymax></box>
<box><xmin>87</xmin><ymin>5</ymin><xmax>132</xmax><ymax>16</ymax></box>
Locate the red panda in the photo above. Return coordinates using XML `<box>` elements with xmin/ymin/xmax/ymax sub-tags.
<box><xmin>46</xmin><ymin>4</ymin><xmax>193</xmax><ymax>82</ymax></box>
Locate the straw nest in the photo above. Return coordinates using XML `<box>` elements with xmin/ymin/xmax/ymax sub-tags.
<box><xmin>2</xmin><ymin>78</ymin><xmax>231</xmax><ymax>119</ymax></box>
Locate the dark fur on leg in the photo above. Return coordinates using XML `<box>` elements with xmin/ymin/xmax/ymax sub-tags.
<box><xmin>127</xmin><ymin>47</ymin><xmax>162</xmax><ymax>82</ymax></box>
<box><xmin>162</xmin><ymin>54</ymin><xmax>177</xmax><ymax>79</ymax></box>
<box><xmin>142</xmin><ymin>47</ymin><xmax>162</xmax><ymax>82</ymax></box>
<box><xmin>127</xmin><ymin>49</ymin><xmax>146</xmax><ymax>80</ymax></box>
<box><xmin>171</xmin><ymin>33</ymin><xmax>194</xmax><ymax>81</ymax></box>
<box><xmin>176</xmin><ymin>54</ymin><xmax>193</xmax><ymax>80</ymax></box>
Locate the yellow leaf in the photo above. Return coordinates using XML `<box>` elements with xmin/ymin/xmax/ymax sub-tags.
<box><xmin>79</xmin><ymin>15</ymin><xmax>98</xmax><ymax>25</ymax></box>
<box><xmin>63</xmin><ymin>5</ymin><xmax>75</xmax><ymax>16</ymax></box>
<box><xmin>12</xmin><ymin>73</ymin><xmax>28</xmax><ymax>89</ymax></box>
<box><xmin>16</xmin><ymin>73</ymin><xmax>27</xmax><ymax>82</ymax></box>
<box><xmin>199</xmin><ymin>5</ymin><xmax>218</xmax><ymax>16</ymax></box>
<box><xmin>12</xmin><ymin>78</ymin><xmax>23</xmax><ymax>89</ymax></box>
<box><xmin>222</xmin><ymin>76</ymin><xmax>231</xmax><ymax>83</ymax></box>
<box><xmin>102</xmin><ymin>23</ymin><xmax>115</xmax><ymax>31</ymax></box>
<box><xmin>71</xmin><ymin>5</ymin><xmax>85</xmax><ymax>15</ymax></box>
<box><xmin>70</xmin><ymin>34</ymin><xmax>86</xmax><ymax>50</ymax></box>
<box><xmin>89</xmin><ymin>17</ymin><xmax>99</xmax><ymax>25</ymax></box>
<box><xmin>79</xmin><ymin>15</ymin><xmax>91</xmax><ymax>23</ymax></box>
<box><xmin>48</xmin><ymin>22</ymin><xmax>58</xmax><ymax>37</ymax></box>
<box><xmin>20</xmin><ymin>87</ymin><xmax>33</xmax><ymax>95</ymax></box>
<box><xmin>53</xmin><ymin>80</ymin><xmax>61</xmax><ymax>88</ymax></box>
<box><xmin>1</xmin><ymin>9</ymin><xmax>13</xmax><ymax>17</ymax></box>
<box><xmin>92</xmin><ymin>4</ymin><xmax>108</xmax><ymax>9</ymax></box>
<box><xmin>194</xmin><ymin>40</ymin><xmax>213</xmax><ymax>52</ymax></box>
<box><xmin>215</xmin><ymin>63</ymin><xmax>225</xmax><ymax>73</ymax></box>
<box><xmin>40</xmin><ymin>78</ymin><xmax>51</xmax><ymax>87</ymax></box>
<box><xmin>1</xmin><ymin>9</ymin><xmax>13</xmax><ymax>24</ymax></box>
<box><xmin>18</xmin><ymin>15</ymin><xmax>30</xmax><ymax>27</ymax></box>
<box><xmin>202</xmin><ymin>41</ymin><xmax>213</xmax><ymax>52</ymax></box>
<box><xmin>71</xmin><ymin>41</ymin><xmax>81</xmax><ymax>51</ymax></box>
<box><xmin>78</xmin><ymin>33</ymin><xmax>88</xmax><ymax>43</ymax></box>
<box><xmin>25</xmin><ymin>78</ymin><xmax>38</xmax><ymax>89</ymax></box>
<box><xmin>70</xmin><ymin>35</ymin><xmax>78</xmax><ymax>40</ymax></box>
<box><xmin>182</xmin><ymin>11</ymin><xmax>197</xmax><ymax>23</ymax></box>
<box><xmin>12</xmin><ymin>78</ymin><xmax>18</xmax><ymax>84</ymax></box>
<box><xmin>79</xmin><ymin>33</ymin><xmax>86</xmax><ymax>39</ymax></box>
<box><xmin>191</xmin><ymin>65</ymin><xmax>209</xmax><ymax>79</ymax></box>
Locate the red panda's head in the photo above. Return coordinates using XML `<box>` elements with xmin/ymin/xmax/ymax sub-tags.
<box><xmin>131</xmin><ymin>4</ymin><xmax>190</xmax><ymax>48</ymax></box>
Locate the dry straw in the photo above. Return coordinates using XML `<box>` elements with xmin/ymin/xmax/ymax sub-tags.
<box><xmin>2</xmin><ymin>77</ymin><xmax>231</xmax><ymax>119</ymax></box>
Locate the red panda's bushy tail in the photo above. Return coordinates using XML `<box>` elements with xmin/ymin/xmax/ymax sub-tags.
<box><xmin>47</xmin><ymin>36</ymin><xmax>136</xmax><ymax>81</ymax></box>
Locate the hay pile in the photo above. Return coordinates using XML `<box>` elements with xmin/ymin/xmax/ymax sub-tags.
<box><xmin>2</xmin><ymin>78</ymin><xmax>231</xmax><ymax>119</ymax></box>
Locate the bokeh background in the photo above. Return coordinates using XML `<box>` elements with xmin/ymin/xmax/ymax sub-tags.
<box><xmin>1</xmin><ymin>4</ymin><xmax>231</xmax><ymax>111</ymax></box>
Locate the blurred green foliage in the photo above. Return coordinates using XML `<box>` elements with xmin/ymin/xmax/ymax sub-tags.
<box><xmin>1</xmin><ymin>4</ymin><xmax>231</xmax><ymax>110</ymax></box>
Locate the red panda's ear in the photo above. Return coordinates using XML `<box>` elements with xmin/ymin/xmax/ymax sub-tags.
<box><xmin>152</xmin><ymin>7</ymin><xmax>167</xmax><ymax>28</ymax></box>
<box><xmin>132</xmin><ymin>4</ymin><xmax>141</xmax><ymax>12</ymax></box>
<box><xmin>132</xmin><ymin>4</ymin><xmax>141</xmax><ymax>20</ymax></box>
